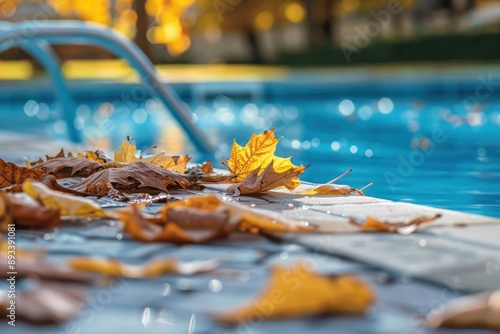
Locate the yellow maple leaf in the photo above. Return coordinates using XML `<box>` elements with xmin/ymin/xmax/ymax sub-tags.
<box><xmin>214</xmin><ymin>263</ymin><xmax>375</xmax><ymax>324</ymax></box>
<box><xmin>114</xmin><ymin>138</ymin><xmax>190</xmax><ymax>173</ymax></box>
<box><xmin>224</xmin><ymin>129</ymin><xmax>305</xmax><ymax>190</ymax></box>
<box><xmin>225</xmin><ymin>129</ymin><xmax>280</xmax><ymax>182</ymax></box>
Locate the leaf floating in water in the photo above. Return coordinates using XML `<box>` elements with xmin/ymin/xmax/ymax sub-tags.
<box><xmin>349</xmin><ymin>213</ymin><xmax>442</xmax><ymax>234</ymax></box>
<box><xmin>214</xmin><ymin>263</ymin><xmax>375</xmax><ymax>324</ymax></box>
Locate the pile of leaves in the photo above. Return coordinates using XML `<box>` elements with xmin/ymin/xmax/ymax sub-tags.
<box><xmin>0</xmin><ymin>129</ymin><xmax>443</xmax><ymax>236</ymax></box>
<box><xmin>1</xmin><ymin>129</ymin><xmax>371</xmax><ymax>198</ymax></box>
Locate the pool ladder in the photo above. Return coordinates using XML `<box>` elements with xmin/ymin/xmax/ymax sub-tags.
<box><xmin>0</xmin><ymin>20</ymin><xmax>215</xmax><ymax>159</ymax></box>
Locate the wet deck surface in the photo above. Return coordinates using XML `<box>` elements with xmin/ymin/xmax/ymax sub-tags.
<box><xmin>2</xmin><ymin>183</ymin><xmax>500</xmax><ymax>334</ymax></box>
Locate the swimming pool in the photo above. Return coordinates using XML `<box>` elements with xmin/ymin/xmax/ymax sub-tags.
<box><xmin>1</xmin><ymin>75</ymin><xmax>499</xmax><ymax>217</ymax></box>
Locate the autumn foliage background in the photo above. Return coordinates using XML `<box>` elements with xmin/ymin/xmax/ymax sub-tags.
<box><xmin>2</xmin><ymin>0</ymin><xmax>500</xmax><ymax>65</ymax></box>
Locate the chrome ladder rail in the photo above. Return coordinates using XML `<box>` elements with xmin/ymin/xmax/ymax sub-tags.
<box><xmin>0</xmin><ymin>20</ymin><xmax>215</xmax><ymax>159</ymax></box>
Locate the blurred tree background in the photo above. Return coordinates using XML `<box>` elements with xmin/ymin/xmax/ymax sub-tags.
<box><xmin>1</xmin><ymin>0</ymin><xmax>500</xmax><ymax>65</ymax></box>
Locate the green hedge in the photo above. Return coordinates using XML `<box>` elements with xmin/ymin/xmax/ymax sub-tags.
<box><xmin>277</xmin><ymin>32</ymin><xmax>500</xmax><ymax>66</ymax></box>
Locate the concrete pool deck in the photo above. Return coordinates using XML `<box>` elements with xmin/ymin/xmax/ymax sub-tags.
<box><xmin>2</xmin><ymin>181</ymin><xmax>500</xmax><ymax>333</ymax></box>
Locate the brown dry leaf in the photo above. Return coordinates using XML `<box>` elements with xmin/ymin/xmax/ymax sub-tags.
<box><xmin>69</xmin><ymin>256</ymin><xmax>219</xmax><ymax>277</ymax></box>
<box><xmin>0</xmin><ymin>282</ymin><xmax>88</xmax><ymax>325</ymax></box>
<box><xmin>34</xmin><ymin>157</ymin><xmax>106</xmax><ymax>179</ymax></box>
<box><xmin>163</xmin><ymin>195</ymin><xmax>312</xmax><ymax>234</ymax></box>
<box><xmin>302</xmin><ymin>184</ymin><xmax>365</xmax><ymax>196</ymax></box>
<box><xmin>426</xmin><ymin>290</ymin><xmax>500</xmax><ymax>330</ymax></box>
<box><xmin>197</xmin><ymin>160</ymin><xmax>234</xmax><ymax>183</ymax></box>
<box><xmin>26</xmin><ymin>149</ymin><xmax>68</xmax><ymax>168</ymax></box>
<box><xmin>0</xmin><ymin>252</ymin><xmax>92</xmax><ymax>283</ymax></box>
<box><xmin>300</xmin><ymin>169</ymin><xmax>370</xmax><ymax>196</ymax></box>
<box><xmin>214</xmin><ymin>263</ymin><xmax>375</xmax><ymax>324</ymax></box>
<box><xmin>349</xmin><ymin>213</ymin><xmax>442</xmax><ymax>234</ymax></box>
<box><xmin>116</xmin><ymin>195</ymin><xmax>314</xmax><ymax>244</ymax></box>
<box><xmin>114</xmin><ymin>138</ymin><xmax>190</xmax><ymax>173</ymax></box>
<box><xmin>227</xmin><ymin>161</ymin><xmax>307</xmax><ymax>195</ymax></box>
<box><xmin>116</xmin><ymin>204</ymin><xmax>231</xmax><ymax>244</ymax></box>
<box><xmin>0</xmin><ymin>192</ymin><xmax>60</xmax><ymax>230</ymax></box>
<box><xmin>201</xmin><ymin>160</ymin><xmax>214</xmax><ymax>174</ymax></box>
<box><xmin>0</xmin><ymin>158</ymin><xmax>44</xmax><ymax>188</ymax></box>
<box><xmin>39</xmin><ymin>174</ymin><xmax>89</xmax><ymax>196</ymax></box>
<box><xmin>69</xmin><ymin>161</ymin><xmax>195</xmax><ymax>196</ymax></box>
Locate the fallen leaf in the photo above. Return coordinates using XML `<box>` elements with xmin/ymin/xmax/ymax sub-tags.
<box><xmin>39</xmin><ymin>174</ymin><xmax>89</xmax><ymax>196</ymax></box>
<box><xmin>114</xmin><ymin>138</ymin><xmax>190</xmax><ymax>173</ymax></box>
<box><xmin>301</xmin><ymin>184</ymin><xmax>365</xmax><ymax>196</ymax></box>
<box><xmin>34</xmin><ymin>157</ymin><xmax>106</xmax><ymax>179</ymax></box>
<box><xmin>142</xmin><ymin>154</ymin><xmax>190</xmax><ymax>174</ymax></box>
<box><xmin>214</xmin><ymin>263</ymin><xmax>375</xmax><ymax>324</ymax></box>
<box><xmin>116</xmin><ymin>195</ymin><xmax>314</xmax><ymax>244</ymax></box>
<box><xmin>22</xmin><ymin>180</ymin><xmax>105</xmax><ymax>217</ymax></box>
<box><xmin>222</xmin><ymin>129</ymin><xmax>306</xmax><ymax>194</ymax></box>
<box><xmin>0</xmin><ymin>252</ymin><xmax>92</xmax><ymax>283</ymax></box>
<box><xmin>113</xmin><ymin>137</ymin><xmax>138</xmax><ymax>162</ymax></box>
<box><xmin>426</xmin><ymin>290</ymin><xmax>500</xmax><ymax>330</ymax></box>
<box><xmin>225</xmin><ymin>129</ymin><xmax>279</xmax><ymax>181</ymax></box>
<box><xmin>227</xmin><ymin>161</ymin><xmax>307</xmax><ymax>195</ymax></box>
<box><xmin>300</xmin><ymin>169</ymin><xmax>371</xmax><ymax>196</ymax></box>
<box><xmin>224</xmin><ymin>129</ymin><xmax>304</xmax><ymax>186</ymax></box>
<box><xmin>185</xmin><ymin>160</ymin><xmax>233</xmax><ymax>183</ymax></box>
<box><xmin>201</xmin><ymin>160</ymin><xmax>214</xmax><ymax>174</ymax></box>
<box><xmin>27</xmin><ymin>148</ymin><xmax>67</xmax><ymax>167</ymax></box>
<box><xmin>116</xmin><ymin>204</ymin><xmax>232</xmax><ymax>244</ymax></box>
<box><xmin>163</xmin><ymin>195</ymin><xmax>311</xmax><ymax>234</ymax></box>
<box><xmin>0</xmin><ymin>192</ymin><xmax>60</xmax><ymax>229</ymax></box>
<box><xmin>69</xmin><ymin>161</ymin><xmax>195</xmax><ymax>196</ymax></box>
<box><xmin>76</xmin><ymin>150</ymin><xmax>113</xmax><ymax>164</ymax></box>
<box><xmin>69</xmin><ymin>256</ymin><xmax>219</xmax><ymax>277</ymax></box>
<box><xmin>0</xmin><ymin>282</ymin><xmax>88</xmax><ymax>325</ymax></box>
<box><xmin>349</xmin><ymin>213</ymin><xmax>442</xmax><ymax>234</ymax></box>
<box><xmin>0</xmin><ymin>158</ymin><xmax>44</xmax><ymax>188</ymax></box>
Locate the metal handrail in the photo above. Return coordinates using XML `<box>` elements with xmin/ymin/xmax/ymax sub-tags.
<box><xmin>0</xmin><ymin>20</ymin><xmax>215</xmax><ymax>158</ymax></box>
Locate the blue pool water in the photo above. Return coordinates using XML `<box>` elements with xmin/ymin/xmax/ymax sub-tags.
<box><xmin>191</xmin><ymin>95</ymin><xmax>500</xmax><ymax>218</ymax></box>
<box><xmin>1</xmin><ymin>80</ymin><xmax>499</xmax><ymax>217</ymax></box>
